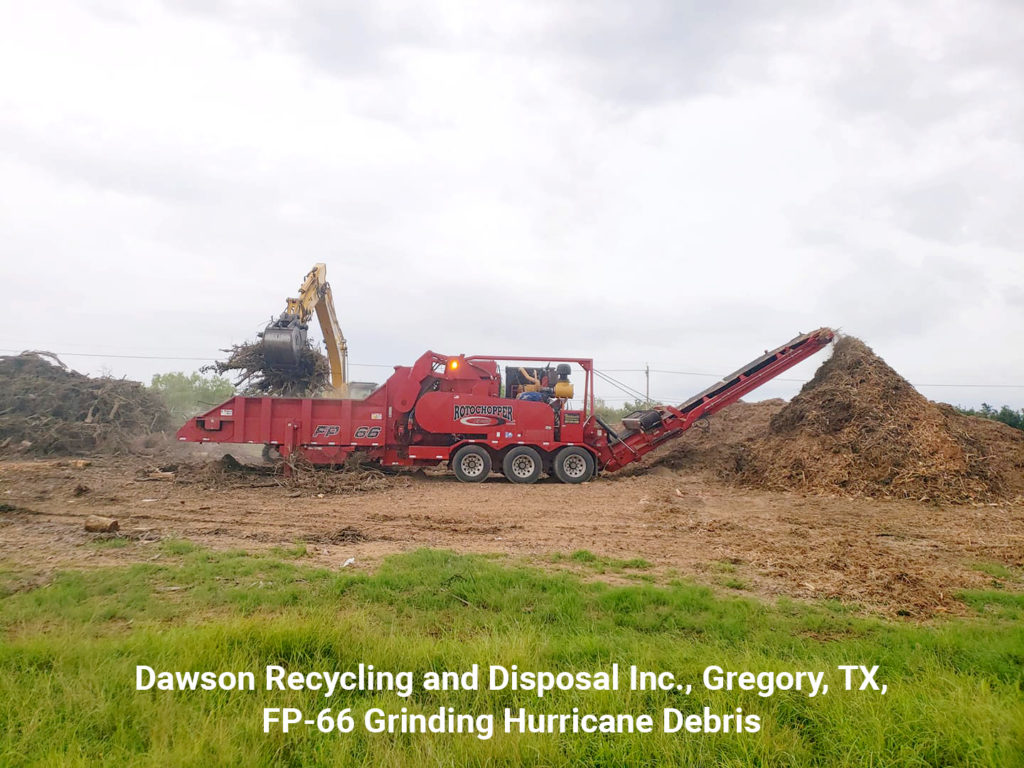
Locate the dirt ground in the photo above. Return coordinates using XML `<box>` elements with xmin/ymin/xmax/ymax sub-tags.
<box><xmin>2</xmin><ymin>455</ymin><xmax>1021</xmax><ymax>618</ymax></box>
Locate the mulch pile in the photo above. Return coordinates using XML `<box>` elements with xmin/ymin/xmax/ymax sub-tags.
<box><xmin>645</xmin><ymin>399</ymin><xmax>786</xmax><ymax>475</ymax></box>
<box><xmin>203</xmin><ymin>340</ymin><xmax>330</xmax><ymax>397</ymax></box>
<box><xmin>0</xmin><ymin>352</ymin><xmax>172</xmax><ymax>456</ymax></box>
<box><xmin>649</xmin><ymin>337</ymin><xmax>1024</xmax><ymax>504</ymax></box>
<box><xmin>737</xmin><ymin>337</ymin><xmax>1024</xmax><ymax>503</ymax></box>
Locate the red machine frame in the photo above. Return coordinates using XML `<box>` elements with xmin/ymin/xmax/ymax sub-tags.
<box><xmin>177</xmin><ymin>329</ymin><xmax>835</xmax><ymax>483</ymax></box>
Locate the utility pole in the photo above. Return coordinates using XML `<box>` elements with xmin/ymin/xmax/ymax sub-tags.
<box><xmin>645</xmin><ymin>364</ymin><xmax>650</xmax><ymax>405</ymax></box>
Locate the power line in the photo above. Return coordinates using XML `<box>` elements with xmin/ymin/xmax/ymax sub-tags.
<box><xmin>652</xmin><ymin>368</ymin><xmax>807</xmax><ymax>383</ymax></box>
<box><xmin>914</xmin><ymin>383</ymin><xmax>1024</xmax><ymax>389</ymax></box>
<box><xmin>0</xmin><ymin>348</ymin><xmax>211</xmax><ymax>361</ymax></box>
<box><xmin>1</xmin><ymin>348</ymin><xmax>1020</xmax><ymax>389</ymax></box>
<box><xmin>649</xmin><ymin>367</ymin><xmax>1024</xmax><ymax>389</ymax></box>
<box><xmin>0</xmin><ymin>348</ymin><xmax>395</xmax><ymax>368</ymax></box>
<box><xmin>594</xmin><ymin>369</ymin><xmax>667</xmax><ymax>403</ymax></box>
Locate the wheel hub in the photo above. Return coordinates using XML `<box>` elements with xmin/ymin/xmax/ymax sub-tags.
<box><xmin>563</xmin><ymin>455</ymin><xmax>586</xmax><ymax>478</ymax></box>
<box><xmin>511</xmin><ymin>456</ymin><xmax>536</xmax><ymax>478</ymax></box>
<box><xmin>461</xmin><ymin>454</ymin><xmax>484</xmax><ymax>477</ymax></box>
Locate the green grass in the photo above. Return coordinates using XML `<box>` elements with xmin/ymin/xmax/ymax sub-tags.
<box><xmin>570</xmin><ymin>549</ymin><xmax>598</xmax><ymax>563</ymax></box>
<box><xmin>958</xmin><ymin>589</ymin><xmax>1024</xmax><ymax>621</ymax></box>
<box><xmin>720</xmin><ymin>577</ymin><xmax>748</xmax><ymax>591</ymax></box>
<box><xmin>161</xmin><ymin>539</ymin><xmax>200</xmax><ymax>556</ymax></box>
<box><xmin>268</xmin><ymin>542</ymin><xmax>309</xmax><ymax>560</ymax></box>
<box><xmin>971</xmin><ymin>561</ymin><xmax>1020</xmax><ymax>581</ymax></box>
<box><xmin>1</xmin><ymin>547</ymin><xmax>1022</xmax><ymax>767</ymax></box>
<box><xmin>550</xmin><ymin>550</ymin><xmax>653</xmax><ymax>573</ymax></box>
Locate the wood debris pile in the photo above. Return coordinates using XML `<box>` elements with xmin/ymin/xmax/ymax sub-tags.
<box><xmin>0</xmin><ymin>352</ymin><xmax>172</xmax><ymax>456</ymax></box>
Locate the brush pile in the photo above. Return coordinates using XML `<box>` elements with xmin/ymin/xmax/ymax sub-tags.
<box><xmin>169</xmin><ymin>451</ymin><xmax>402</xmax><ymax>494</ymax></box>
<box><xmin>735</xmin><ymin>337</ymin><xmax>1024</xmax><ymax>503</ymax></box>
<box><xmin>0</xmin><ymin>352</ymin><xmax>172</xmax><ymax>456</ymax></box>
<box><xmin>281</xmin><ymin>451</ymin><xmax>402</xmax><ymax>494</ymax></box>
<box><xmin>203</xmin><ymin>340</ymin><xmax>330</xmax><ymax>397</ymax></box>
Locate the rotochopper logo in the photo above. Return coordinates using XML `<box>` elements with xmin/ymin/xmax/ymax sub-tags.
<box><xmin>454</xmin><ymin>404</ymin><xmax>515</xmax><ymax>427</ymax></box>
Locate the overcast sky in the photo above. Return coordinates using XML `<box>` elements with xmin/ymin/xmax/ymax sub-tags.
<box><xmin>1</xmin><ymin>0</ymin><xmax>1022</xmax><ymax>409</ymax></box>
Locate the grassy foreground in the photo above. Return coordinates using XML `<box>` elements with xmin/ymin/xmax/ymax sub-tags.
<box><xmin>1</xmin><ymin>544</ymin><xmax>1022</xmax><ymax>767</ymax></box>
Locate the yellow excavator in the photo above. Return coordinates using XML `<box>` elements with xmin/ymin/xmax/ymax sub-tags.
<box><xmin>262</xmin><ymin>263</ymin><xmax>349</xmax><ymax>398</ymax></box>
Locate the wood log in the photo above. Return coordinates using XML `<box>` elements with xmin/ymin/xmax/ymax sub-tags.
<box><xmin>84</xmin><ymin>515</ymin><xmax>118</xmax><ymax>533</ymax></box>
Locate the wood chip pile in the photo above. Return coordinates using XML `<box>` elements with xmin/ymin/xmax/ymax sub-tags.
<box><xmin>646</xmin><ymin>337</ymin><xmax>1024</xmax><ymax>504</ymax></box>
<box><xmin>735</xmin><ymin>337</ymin><xmax>1024</xmax><ymax>503</ymax></box>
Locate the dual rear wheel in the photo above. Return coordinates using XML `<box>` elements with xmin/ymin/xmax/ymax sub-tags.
<box><xmin>503</xmin><ymin>446</ymin><xmax>543</xmax><ymax>484</ymax></box>
<box><xmin>450</xmin><ymin>444</ymin><xmax>595</xmax><ymax>485</ymax></box>
<box><xmin>552</xmin><ymin>446</ymin><xmax>595</xmax><ymax>484</ymax></box>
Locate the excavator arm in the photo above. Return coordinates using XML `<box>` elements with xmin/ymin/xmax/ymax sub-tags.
<box><xmin>262</xmin><ymin>263</ymin><xmax>349</xmax><ymax>397</ymax></box>
<box><xmin>313</xmin><ymin>282</ymin><xmax>348</xmax><ymax>396</ymax></box>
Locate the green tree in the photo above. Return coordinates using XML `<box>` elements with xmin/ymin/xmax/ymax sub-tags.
<box><xmin>954</xmin><ymin>403</ymin><xmax>1024</xmax><ymax>432</ymax></box>
<box><xmin>593</xmin><ymin>397</ymin><xmax>659</xmax><ymax>423</ymax></box>
<box><xmin>149</xmin><ymin>372</ymin><xmax>236</xmax><ymax>423</ymax></box>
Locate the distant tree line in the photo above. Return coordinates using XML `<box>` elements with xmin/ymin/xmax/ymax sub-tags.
<box><xmin>593</xmin><ymin>398</ymin><xmax>659</xmax><ymax>423</ymax></box>
<box><xmin>955</xmin><ymin>403</ymin><xmax>1024</xmax><ymax>432</ymax></box>
<box><xmin>149</xmin><ymin>372</ymin><xmax>236</xmax><ymax>424</ymax></box>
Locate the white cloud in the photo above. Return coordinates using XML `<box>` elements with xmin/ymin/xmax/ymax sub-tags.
<box><xmin>0</xmin><ymin>0</ymin><xmax>1021</xmax><ymax>408</ymax></box>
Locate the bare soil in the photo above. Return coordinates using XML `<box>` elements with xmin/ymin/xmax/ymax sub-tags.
<box><xmin>2</xmin><ymin>454</ymin><xmax>1020</xmax><ymax>618</ymax></box>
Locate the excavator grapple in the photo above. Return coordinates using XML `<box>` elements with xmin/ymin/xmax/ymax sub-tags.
<box><xmin>262</xmin><ymin>318</ymin><xmax>308</xmax><ymax>370</ymax></box>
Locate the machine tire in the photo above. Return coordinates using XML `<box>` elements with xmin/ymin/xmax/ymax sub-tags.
<box><xmin>452</xmin><ymin>445</ymin><xmax>492</xmax><ymax>483</ymax></box>
<box><xmin>502</xmin><ymin>446</ymin><xmax>543</xmax><ymax>484</ymax></box>
<box><xmin>553</xmin><ymin>446</ymin><xmax>595</xmax><ymax>484</ymax></box>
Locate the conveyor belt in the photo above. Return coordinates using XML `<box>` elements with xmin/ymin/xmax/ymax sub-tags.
<box><xmin>596</xmin><ymin>328</ymin><xmax>835</xmax><ymax>473</ymax></box>
<box><xmin>678</xmin><ymin>329</ymin><xmax>833</xmax><ymax>414</ymax></box>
